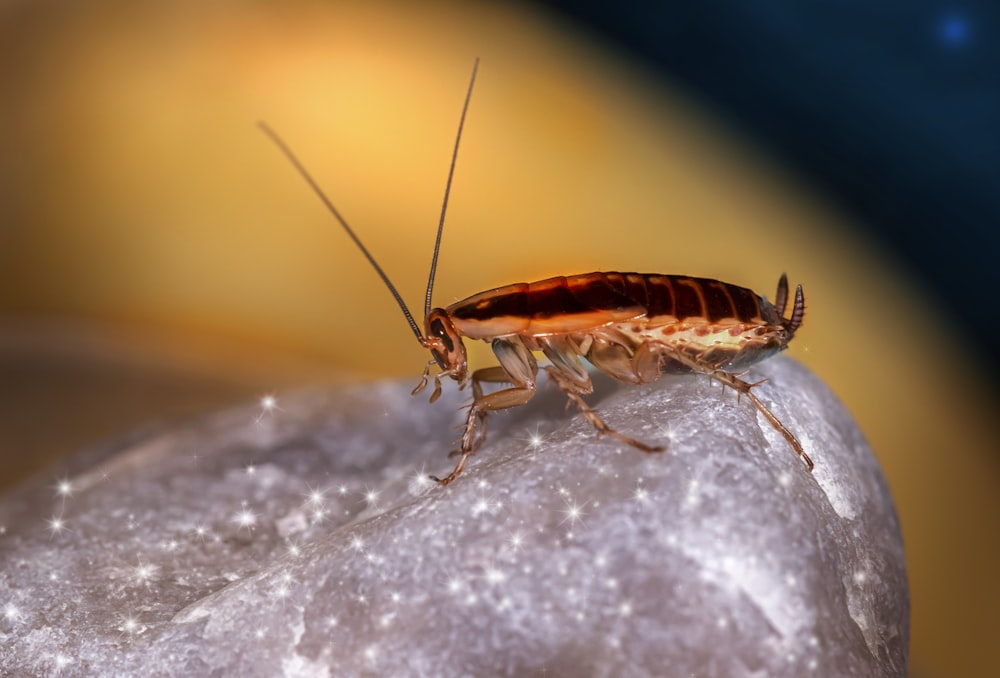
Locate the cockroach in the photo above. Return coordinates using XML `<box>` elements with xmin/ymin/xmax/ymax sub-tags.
<box><xmin>260</xmin><ymin>59</ymin><xmax>812</xmax><ymax>485</ymax></box>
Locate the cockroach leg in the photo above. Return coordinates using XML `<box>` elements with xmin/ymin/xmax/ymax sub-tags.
<box><xmin>468</xmin><ymin>365</ymin><xmax>513</xmax><ymax>450</ymax></box>
<box><xmin>429</xmin><ymin>451</ymin><xmax>473</xmax><ymax>486</ymax></box>
<box><xmin>445</xmin><ymin>365</ymin><xmax>510</xmax><ymax>459</ymax></box>
<box><xmin>745</xmin><ymin>387</ymin><xmax>813</xmax><ymax>471</ymax></box>
<box><xmin>429</xmin><ymin>376</ymin><xmax>444</xmax><ymax>404</ymax></box>
<box><xmin>544</xmin><ymin>338</ymin><xmax>663</xmax><ymax>452</ymax></box>
<box><xmin>664</xmin><ymin>347</ymin><xmax>812</xmax><ymax>471</ymax></box>
<box><xmin>411</xmin><ymin>360</ymin><xmax>446</xmax><ymax>403</ymax></box>
<box><xmin>416</xmin><ymin>363</ymin><xmax>463</xmax><ymax>404</ymax></box>
<box><xmin>432</xmin><ymin>342</ymin><xmax>538</xmax><ymax>484</ymax></box>
<box><xmin>411</xmin><ymin>360</ymin><xmax>436</xmax><ymax>396</ymax></box>
<box><xmin>709</xmin><ymin>369</ymin><xmax>813</xmax><ymax>471</ymax></box>
<box><xmin>545</xmin><ymin>365</ymin><xmax>664</xmax><ymax>453</ymax></box>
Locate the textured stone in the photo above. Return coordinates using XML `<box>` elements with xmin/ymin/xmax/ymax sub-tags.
<box><xmin>0</xmin><ymin>357</ymin><xmax>908</xmax><ymax>676</ymax></box>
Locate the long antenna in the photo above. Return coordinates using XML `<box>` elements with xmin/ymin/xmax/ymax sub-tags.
<box><xmin>258</xmin><ymin>121</ymin><xmax>424</xmax><ymax>341</ymax></box>
<box><xmin>424</xmin><ymin>58</ymin><xmax>479</xmax><ymax>319</ymax></box>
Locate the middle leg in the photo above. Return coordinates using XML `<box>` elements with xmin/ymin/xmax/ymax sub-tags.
<box><xmin>542</xmin><ymin>338</ymin><xmax>663</xmax><ymax>453</ymax></box>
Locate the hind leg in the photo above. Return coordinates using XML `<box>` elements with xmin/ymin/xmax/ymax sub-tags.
<box><xmin>662</xmin><ymin>347</ymin><xmax>813</xmax><ymax>471</ymax></box>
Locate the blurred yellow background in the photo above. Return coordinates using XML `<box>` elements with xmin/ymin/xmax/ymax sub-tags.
<box><xmin>0</xmin><ymin>1</ymin><xmax>996</xmax><ymax>676</ymax></box>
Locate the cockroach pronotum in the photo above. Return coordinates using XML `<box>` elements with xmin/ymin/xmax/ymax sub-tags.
<box><xmin>260</xmin><ymin>59</ymin><xmax>813</xmax><ymax>485</ymax></box>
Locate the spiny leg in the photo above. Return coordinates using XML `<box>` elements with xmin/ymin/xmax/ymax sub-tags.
<box><xmin>451</xmin><ymin>365</ymin><xmax>512</xmax><ymax>457</ymax></box>
<box><xmin>666</xmin><ymin>348</ymin><xmax>813</xmax><ymax>471</ymax></box>
<box><xmin>431</xmin><ymin>339</ymin><xmax>538</xmax><ymax>486</ymax></box>
<box><xmin>544</xmin><ymin>365</ymin><xmax>663</xmax><ymax>453</ymax></box>
<box><xmin>431</xmin><ymin>367</ymin><xmax>533</xmax><ymax>485</ymax></box>
<box><xmin>707</xmin><ymin>369</ymin><xmax>813</xmax><ymax>471</ymax></box>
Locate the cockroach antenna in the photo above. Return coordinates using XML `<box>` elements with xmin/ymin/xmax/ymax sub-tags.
<box><xmin>257</xmin><ymin>58</ymin><xmax>480</xmax><ymax>344</ymax></box>
<box><xmin>424</xmin><ymin>57</ymin><xmax>478</xmax><ymax>319</ymax></box>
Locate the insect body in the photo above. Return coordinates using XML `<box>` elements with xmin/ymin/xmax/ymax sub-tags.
<box><xmin>262</xmin><ymin>60</ymin><xmax>812</xmax><ymax>485</ymax></box>
<box><xmin>421</xmin><ymin>271</ymin><xmax>811</xmax><ymax>483</ymax></box>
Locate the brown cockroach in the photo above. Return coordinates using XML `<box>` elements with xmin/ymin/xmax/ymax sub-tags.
<box><xmin>261</xmin><ymin>59</ymin><xmax>812</xmax><ymax>485</ymax></box>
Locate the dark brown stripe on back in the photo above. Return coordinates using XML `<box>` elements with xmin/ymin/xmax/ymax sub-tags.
<box><xmin>643</xmin><ymin>276</ymin><xmax>676</xmax><ymax>317</ymax></box>
<box><xmin>546</xmin><ymin>275</ymin><xmax>638</xmax><ymax>318</ymax></box>
<box><xmin>449</xmin><ymin>273</ymin><xmax>764</xmax><ymax>325</ymax></box>
<box><xmin>672</xmin><ymin>278</ymin><xmax>703</xmax><ymax>319</ymax></box>
<box><xmin>727</xmin><ymin>283</ymin><xmax>763</xmax><ymax>321</ymax></box>
<box><xmin>701</xmin><ymin>280</ymin><xmax>736</xmax><ymax>321</ymax></box>
<box><xmin>529</xmin><ymin>278</ymin><xmax>590</xmax><ymax>318</ymax></box>
<box><xmin>603</xmin><ymin>272</ymin><xmax>629</xmax><ymax>298</ymax></box>
<box><xmin>450</xmin><ymin>284</ymin><xmax>529</xmax><ymax>322</ymax></box>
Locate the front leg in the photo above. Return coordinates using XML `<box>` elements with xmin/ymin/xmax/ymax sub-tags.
<box><xmin>431</xmin><ymin>338</ymin><xmax>538</xmax><ymax>485</ymax></box>
<box><xmin>460</xmin><ymin>365</ymin><xmax>514</xmax><ymax>454</ymax></box>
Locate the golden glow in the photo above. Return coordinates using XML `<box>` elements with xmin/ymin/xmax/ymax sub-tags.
<box><xmin>0</xmin><ymin>2</ymin><xmax>995</xmax><ymax>676</ymax></box>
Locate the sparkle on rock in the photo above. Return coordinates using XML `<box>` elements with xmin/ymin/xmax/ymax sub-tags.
<box><xmin>120</xmin><ymin>614</ymin><xmax>141</xmax><ymax>635</ymax></box>
<box><xmin>506</xmin><ymin>530</ymin><xmax>525</xmax><ymax>553</ymax></box>
<box><xmin>559</xmin><ymin>498</ymin><xmax>587</xmax><ymax>527</ymax></box>
<box><xmin>55</xmin><ymin>478</ymin><xmax>74</xmax><ymax>499</ymax></box>
<box><xmin>303</xmin><ymin>485</ymin><xmax>327</xmax><ymax>506</ymax></box>
<box><xmin>45</xmin><ymin>514</ymin><xmax>67</xmax><ymax>537</ymax></box>
<box><xmin>133</xmin><ymin>558</ymin><xmax>159</xmax><ymax>585</ymax></box>
<box><xmin>484</xmin><ymin>566</ymin><xmax>506</xmax><ymax>585</ymax></box>
<box><xmin>632</xmin><ymin>484</ymin><xmax>650</xmax><ymax>505</ymax></box>
<box><xmin>3</xmin><ymin>602</ymin><xmax>21</xmax><ymax>622</ymax></box>
<box><xmin>255</xmin><ymin>394</ymin><xmax>282</xmax><ymax>423</ymax></box>
<box><xmin>234</xmin><ymin>507</ymin><xmax>258</xmax><ymax>531</ymax></box>
<box><xmin>363</xmin><ymin>486</ymin><xmax>381</xmax><ymax>509</ymax></box>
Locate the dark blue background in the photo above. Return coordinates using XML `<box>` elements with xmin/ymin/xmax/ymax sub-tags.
<box><xmin>540</xmin><ymin>2</ymin><xmax>999</xmax><ymax>373</ymax></box>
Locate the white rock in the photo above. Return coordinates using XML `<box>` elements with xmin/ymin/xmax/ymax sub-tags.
<box><xmin>0</xmin><ymin>357</ymin><xmax>908</xmax><ymax>677</ymax></box>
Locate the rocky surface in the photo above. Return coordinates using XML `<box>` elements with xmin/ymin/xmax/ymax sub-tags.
<box><xmin>0</xmin><ymin>357</ymin><xmax>908</xmax><ymax>677</ymax></box>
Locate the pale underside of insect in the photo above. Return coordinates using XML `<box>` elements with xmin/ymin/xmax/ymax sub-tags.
<box><xmin>261</xmin><ymin>59</ymin><xmax>812</xmax><ymax>485</ymax></box>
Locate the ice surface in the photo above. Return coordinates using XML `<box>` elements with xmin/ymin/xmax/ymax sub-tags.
<box><xmin>0</xmin><ymin>357</ymin><xmax>908</xmax><ymax>677</ymax></box>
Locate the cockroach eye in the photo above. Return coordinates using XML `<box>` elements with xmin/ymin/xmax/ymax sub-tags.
<box><xmin>430</xmin><ymin>318</ymin><xmax>454</xmax><ymax>352</ymax></box>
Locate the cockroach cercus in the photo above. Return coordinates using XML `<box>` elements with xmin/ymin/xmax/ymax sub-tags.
<box><xmin>260</xmin><ymin>59</ymin><xmax>813</xmax><ymax>485</ymax></box>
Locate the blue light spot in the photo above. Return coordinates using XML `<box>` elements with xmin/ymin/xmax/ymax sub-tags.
<box><xmin>940</xmin><ymin>13</ymin><xmax>969</xmax><ymax>46</ymax></box>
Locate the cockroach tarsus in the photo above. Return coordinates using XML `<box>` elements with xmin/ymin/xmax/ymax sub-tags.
<box><xmin>260</xmin><ymin>59</ymin><xmax>813</xmax><ymax>485</ymax></box>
